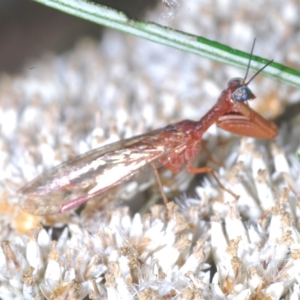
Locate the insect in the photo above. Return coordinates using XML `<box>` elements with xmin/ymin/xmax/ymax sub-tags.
<box><xmin>19</xmin><ymin>41</ymin><xmax>278</xmax><ymax>215</ymax></box>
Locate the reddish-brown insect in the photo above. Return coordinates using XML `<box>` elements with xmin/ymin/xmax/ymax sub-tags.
<box><xmin>19</xmin><ymin>42</ymin><xmax>278</xmax><ymax>215</ymax></box>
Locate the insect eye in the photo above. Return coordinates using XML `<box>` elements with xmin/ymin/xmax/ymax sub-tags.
<box><xmin>232</xmin><ymin>86</ymin><xmax>250</xmax><ymax>102</ymax></box>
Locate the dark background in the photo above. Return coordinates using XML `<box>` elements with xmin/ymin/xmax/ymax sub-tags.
<box><xmin>0</xmin><ymin>0</ymin><xmax>156</xmax><ymax>73</ymax></box>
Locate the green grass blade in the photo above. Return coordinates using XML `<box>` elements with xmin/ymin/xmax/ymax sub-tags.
<box><xmin>34</xmin><ymin>0</ymin><xmax>300</xmax><ymax>88</ymax></box>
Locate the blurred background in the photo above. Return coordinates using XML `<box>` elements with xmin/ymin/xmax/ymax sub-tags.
<box><xmin>0</xmin><ymin>0</ymin><xmax>156</xmax><ymax>72</ymax></box>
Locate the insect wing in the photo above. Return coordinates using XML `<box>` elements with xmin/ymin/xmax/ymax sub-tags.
<box><xmin>19</xmin><ymin>131</ymin><xmax>180</xmax><ymax>215</ymax></box>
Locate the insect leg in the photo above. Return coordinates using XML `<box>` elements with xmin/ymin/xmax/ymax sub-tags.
<box><xmin>151</xmin><ymin>163</ymin><xmax>169</xmax><ymax>206</ymax></box>
<box><xmin>187</xmin><ymin>165</ymin><xmax>239</xmax><ymax>200</ymax></box>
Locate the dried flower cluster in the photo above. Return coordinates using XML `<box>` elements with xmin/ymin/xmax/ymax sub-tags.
<box><xmin>1</xmin><ymin>151</ymin><xmax>300</xmax><ymax>299</ymax></box>
<box><xmin>1</xmin><ymin>0</ymin><xmax>300</xmax><ymax>299</ymax></box>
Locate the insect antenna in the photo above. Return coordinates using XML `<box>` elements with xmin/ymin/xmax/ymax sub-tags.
<box><xmin>243</xmin><ymin>38</ymin><xmax>256</xmax><ymax>82</ymax></box>
<box><xmin>246</xmin><ymin>59</ymin><xmax>273</xmax><ymax>86</ymax></box>
<box><xmin>244</xmin><ymin>38</ymin><xmax>273</xmax><ymax>86</ymax></box>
